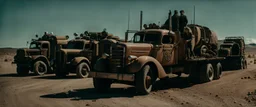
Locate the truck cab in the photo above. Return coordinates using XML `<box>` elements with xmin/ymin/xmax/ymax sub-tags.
<box><xmin>218</xmin><ymin>36</ymin><xmax>247</xmax><ymax>70</ymax></box>
<box><xmin>55</xmin><ymin>37</ymin><xmax>99</xmax><ymax>78</ymax></box>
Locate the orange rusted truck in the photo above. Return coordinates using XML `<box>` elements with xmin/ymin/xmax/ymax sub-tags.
<box><xmin>13</xmin><ymin>33</ymin><xmax>69</xmax><ymax>76</ymax></box>
<box><xmin>89</xmin><ymin>11</ymin><xmax>225</xmax><ymax>95</ymax></box>
<box><xmin>218</xmin><ymin>36</ymin><xmax>247</xmax><ymax>70</ymax></box>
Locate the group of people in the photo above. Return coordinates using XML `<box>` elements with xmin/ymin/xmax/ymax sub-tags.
<box><xmin>73</xmin><ymin>28</ymin><xmax>114</xmax><ymax>41</ymax></box>
<box><xmin>143</xmin><ymin>23</ymin><xmax>160</xmax><ymax>29</ymax></box>
<box><xmin>162</xmin><ymin>10</ymin><xmax>188</xmax><ymax>33</ymax></box>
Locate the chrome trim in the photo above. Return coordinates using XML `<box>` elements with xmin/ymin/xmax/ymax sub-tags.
<box><xmin>89</xmin><ymin>72</ymin><xmax>134</xmax><ymax>82</ymax></box>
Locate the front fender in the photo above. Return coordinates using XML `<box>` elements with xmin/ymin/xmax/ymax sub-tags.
<box><xmin>127</xmin><ymin>56</ymin><xmax>167</xmax><ymax>78</ymax></box>
<box><xmin>31</xmin><ymin>55</ymin><xmax>50</xmax><ymax>66</ymax></box>
<box><xmin>71</xmin><ymin>57</ymin><xmax>91</xmax><ymax>67</ymax></box>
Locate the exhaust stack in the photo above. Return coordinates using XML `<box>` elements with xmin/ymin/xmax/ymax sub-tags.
<box><xmin>140</xmin><ymin>11</ymin><xmax>143</xmax><ymax>30</ymax></box>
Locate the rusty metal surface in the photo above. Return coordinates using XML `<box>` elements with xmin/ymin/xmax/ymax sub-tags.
<box><xmin>89</xmin><ymin>71</ymin><xmax>135</xmax><ymax>82</ymax></box>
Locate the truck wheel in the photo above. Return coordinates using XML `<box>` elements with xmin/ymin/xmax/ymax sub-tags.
<box><xmin>243</xmin><ymin>60</ymin><xmax>247</xmax><ymax>69</ymax></box>
<box><xmin>93</xmin><ymin>78</ymin><xmax>112</xmax><ymax>92</ymax></box>
<box><xmin>239</xmin><ymin>59</ymin><xmax>244</xmax><ymax>70</ymax></box>
<box><xmin>213</xmin><ymin>63</ymin><xmax>222</xmax><ymax>80</ymax></box>
<box><xmin>135</xmin><ymin>65</ymin><xmax>157</xmax><ymax>95</ymax></box>
<box><xmin>76</xmin><ymin>62</ymin><xmax>90</xmax><ymax>78</ymax></box>
<box><xmin>200</xmin><ymin>63</ymin><xmax>214</xmax><ymax>83</ymax></box>
<box><xmin>33</xmin><ymin>61</ymin><xmax>47</xmax><ymax>75</ymax></box>
<box><xmin>17</xmin><ymin>66</ymin><xmax>29</xmax><ymax>76</ymax></box>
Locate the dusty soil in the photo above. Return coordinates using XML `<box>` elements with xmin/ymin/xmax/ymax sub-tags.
<box><xmin>1</xmin><ymin>48</ymin><xmax>256</xmax><ymax>107</ymax></box>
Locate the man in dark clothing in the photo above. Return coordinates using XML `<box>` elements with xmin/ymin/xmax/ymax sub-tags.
<box><xmin>179</xmin><ymin>10</ymin><xmax>188</xmax><ymax>33</ymax></box>
<box><xmin>171</xmin><ymin>10</ymin><xmax>179</xmax><ymax>31</ymax></box>
<box><xmin>161</xmin><ymin>10</ymin><xmax>172</xmax><ymax>29</ymax></box>
<box><xmin>184</xmin><ymin>28</ymin><xmax>194</xmax><ymax>59</ymax></box>
<box><xmin>101</xmin><ymin>28</ymin><xmax>108</xmax><ymax>39</ymax></box>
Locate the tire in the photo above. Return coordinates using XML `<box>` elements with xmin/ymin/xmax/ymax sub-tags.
<box><xmin>17</xmin><ymin>66</ymin><xmax>29</xmax><ymax>76</ymax></box>
<box><xmin>76</xmin><ymin>62</ymin><xmax>90</xmax><ymax>78</ymax></box>
<box><xmin>213</xmin><ymin>63</ymin><xmax>222</xmax><ymax>80</ymax></box>
<box><xmin>33</xmin><ymin>61</ymin><xmax>47</xmax><ymax>75</ymax></box>
<box><xmin>135</xmin><ymin>65</ymin><xmax>157</xmax><ymax>95</ymax></box>
<box><xmin>93</xmin><ymin>78</ymin><xmax>112</xmax><ymax>92</ymax></box>
<box><xmin>238</xmin><ymin>59</ymin><xmax>244</xmax><ymax>70</ymax></box>
<box><xmin>243</xmin><ymin>60</ymin><xmax>247</xmax><ymax>69</ymax></box>
<box><xmin>199</xmin><ymin>63</ymin><xmax>214</xmax><ymax>83</ymax></box>
<box><xmin>200</xmin><ymin>45</ymin><xmax>208</xmax><ymax>56</ymax></box>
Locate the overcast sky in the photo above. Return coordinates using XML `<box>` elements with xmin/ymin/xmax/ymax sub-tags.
<box><xmin>0</xmin><ymin>0</ymin><xmax>256</xmax><ymax>48</ymax></box>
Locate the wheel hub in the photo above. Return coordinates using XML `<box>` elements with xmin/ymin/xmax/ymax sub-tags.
<box><xmin>81</xmin><ymin>66</ymin><xmax>88</xmax><ymax>76</ymax></box>
<box><xmin>38</xmin><ymin>64</ymin><xmax>45</xmax><ymax>73</ymax></box>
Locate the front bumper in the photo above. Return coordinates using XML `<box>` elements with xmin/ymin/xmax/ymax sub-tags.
<box><xmin>89</xmin><ymin>71</ymin><xmax>135</xmax><ymax>82</ymax></box>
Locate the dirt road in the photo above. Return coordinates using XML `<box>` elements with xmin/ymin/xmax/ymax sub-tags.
<box><xmin>1</xmin><ymin>59</ymin><xmax>256</xmax><ymax>107</ymax></box>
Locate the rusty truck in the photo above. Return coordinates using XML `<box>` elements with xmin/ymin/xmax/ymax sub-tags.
<box><xmin>13</xmin><ymin>33</ymin><xmax>69</xmax><ymax>76</ymax></box>
<box><xmin>55</xmin><ymin>31</ymin><xmax>119</xmax><ymax>78</ymax></box>
<box><xmin>89</xmin><ymin>10</ymin><xmax>225</xmax><ymax>95</ymax></box>
<box><xmin>218</xmin><ymin>36</ymin><xmax>247</xmax><ymax>70</ymax></box>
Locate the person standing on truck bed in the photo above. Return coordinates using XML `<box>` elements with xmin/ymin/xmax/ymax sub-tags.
<box><xmin>161</xmin><ymin>10</ymin><xmax>171</xmax><ymax>29</ymax></box>
<box><xmin>179</xmin><ymin>10</ymin><xmax>188</xmax><ymax>33</ymax></box>
<box><xmin>184</xmin><ymin>28</ymin><xmax>194</xmax><ymax>59</ymax></box>
<box><xmin>101</xmin><ymin>28</ymin><xmax>108</xmax><ymax>39</ymax></box>
<box><xmin>172</xmin><ymin>10</ymin><xmax>179</xmax><ymax>32</ymax></box>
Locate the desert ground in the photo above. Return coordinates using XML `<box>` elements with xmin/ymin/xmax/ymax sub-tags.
<box><xmin>1</xmin><ymin>47</ymin><xmax>256</xmax><ymax>107</ymax></box>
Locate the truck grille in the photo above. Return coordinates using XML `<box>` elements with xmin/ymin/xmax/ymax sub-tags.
<box><xmin>56</xmin><ymin>51</ymin><xmax>65</xmax><ymax>72</ymax></box>
<box><xmin>110</xmin><ymin>45</ymin><xmax>125</xmax><ymax>72</ymax></box>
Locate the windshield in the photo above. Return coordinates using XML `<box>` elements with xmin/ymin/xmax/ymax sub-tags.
<box><xmin>29</xmin><ymin>43</ymin><xmax>41</xmax><ymax>49</ymax></box>
<box><xmin>67</xmin><ymin>41</ymin><xmax>84</xmax><ymax>49</ymax></box>
<box><xmin>220</xmin><ymin>45</ymin><xmax>231</xmax><ymax>49</ymax></box>
<box><xmin>133</xmin><ymin>32</ymin><xmax>161</xmax><ymax>44</ymax></box>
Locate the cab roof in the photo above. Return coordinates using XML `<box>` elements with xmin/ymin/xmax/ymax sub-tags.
<box><xmin>136</xmin><ymin>29</ymin><xmax>175</xmax><ymax>35</ymax></box>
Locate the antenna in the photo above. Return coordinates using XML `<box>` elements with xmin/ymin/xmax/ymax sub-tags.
<box><xmin>168</xmin><ymin>10</ymin><xmax>172</xmax><ymax>31</ymax></box>
<box><xmin>193</xmin><ymin>5</ymin><xmax>196</xmax><ymax>24</ymax></box>
<box><xmin>128</xmin><ymin>10</ymin><xmax>130</xmax><ymax>30</ymax></box>
<box><xmin>140</xmin><ymin>11</ymin><xmax>143</xmax><ymax>30</ymax></box>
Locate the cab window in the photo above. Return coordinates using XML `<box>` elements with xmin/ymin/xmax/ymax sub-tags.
<box><xmin>133</xmin><ymin>32</ymin><xmax>161</xmax><ymax>44</ymax></box>
<box><xmin>84</xmin><ymin>44</ymin><xmax>90</xmax><ymax>49</ymax></box>
<box><xmin>67</xmin><ymin>41</ymin><xmax>84</xmax><ymax>49</ymax></box>
<box><xmin>162</xmin><ymin>35</ymin><xmax>173</xmax><ymax>44</ymax></box>
<box><xmin>29</xmin><ymin>43</ymin><xmax>41</xmax><ymax>49</ymax></box>
<box><xmin>133</xmin><ymin>33</ymin><xmax>143</xmax><ymax>43</ymax></box>
<box><xmin>42</xmin><ymin>43</ymin><xmax>49</xmax><ymax>49</ymax></box>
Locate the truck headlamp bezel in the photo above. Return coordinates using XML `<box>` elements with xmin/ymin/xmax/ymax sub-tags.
<box><xmin>128</xmin><ymin>55</ymin><xmax>137</xmax><ymax>61</ymax></box>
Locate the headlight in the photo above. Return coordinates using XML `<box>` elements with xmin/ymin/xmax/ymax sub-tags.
<box><xmin>101</xmin><ymin>53</ymin><xmax>109</xmax><ymax>59</ymax></box>
<box><xmin>128</xmin><ymin>55</ymin><xmax>137</xmax><ymax>61</ymax></box>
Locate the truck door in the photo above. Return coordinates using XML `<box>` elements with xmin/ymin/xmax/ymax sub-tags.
<box><xmin>161</xmin><ymin>35</ymin><xmax>175</xmax><ymax>66</ymax></box>
<box><xmin>41</xmin><ymin>43</ymin><xmax>50</xmax><ymax>58</ymax></box>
